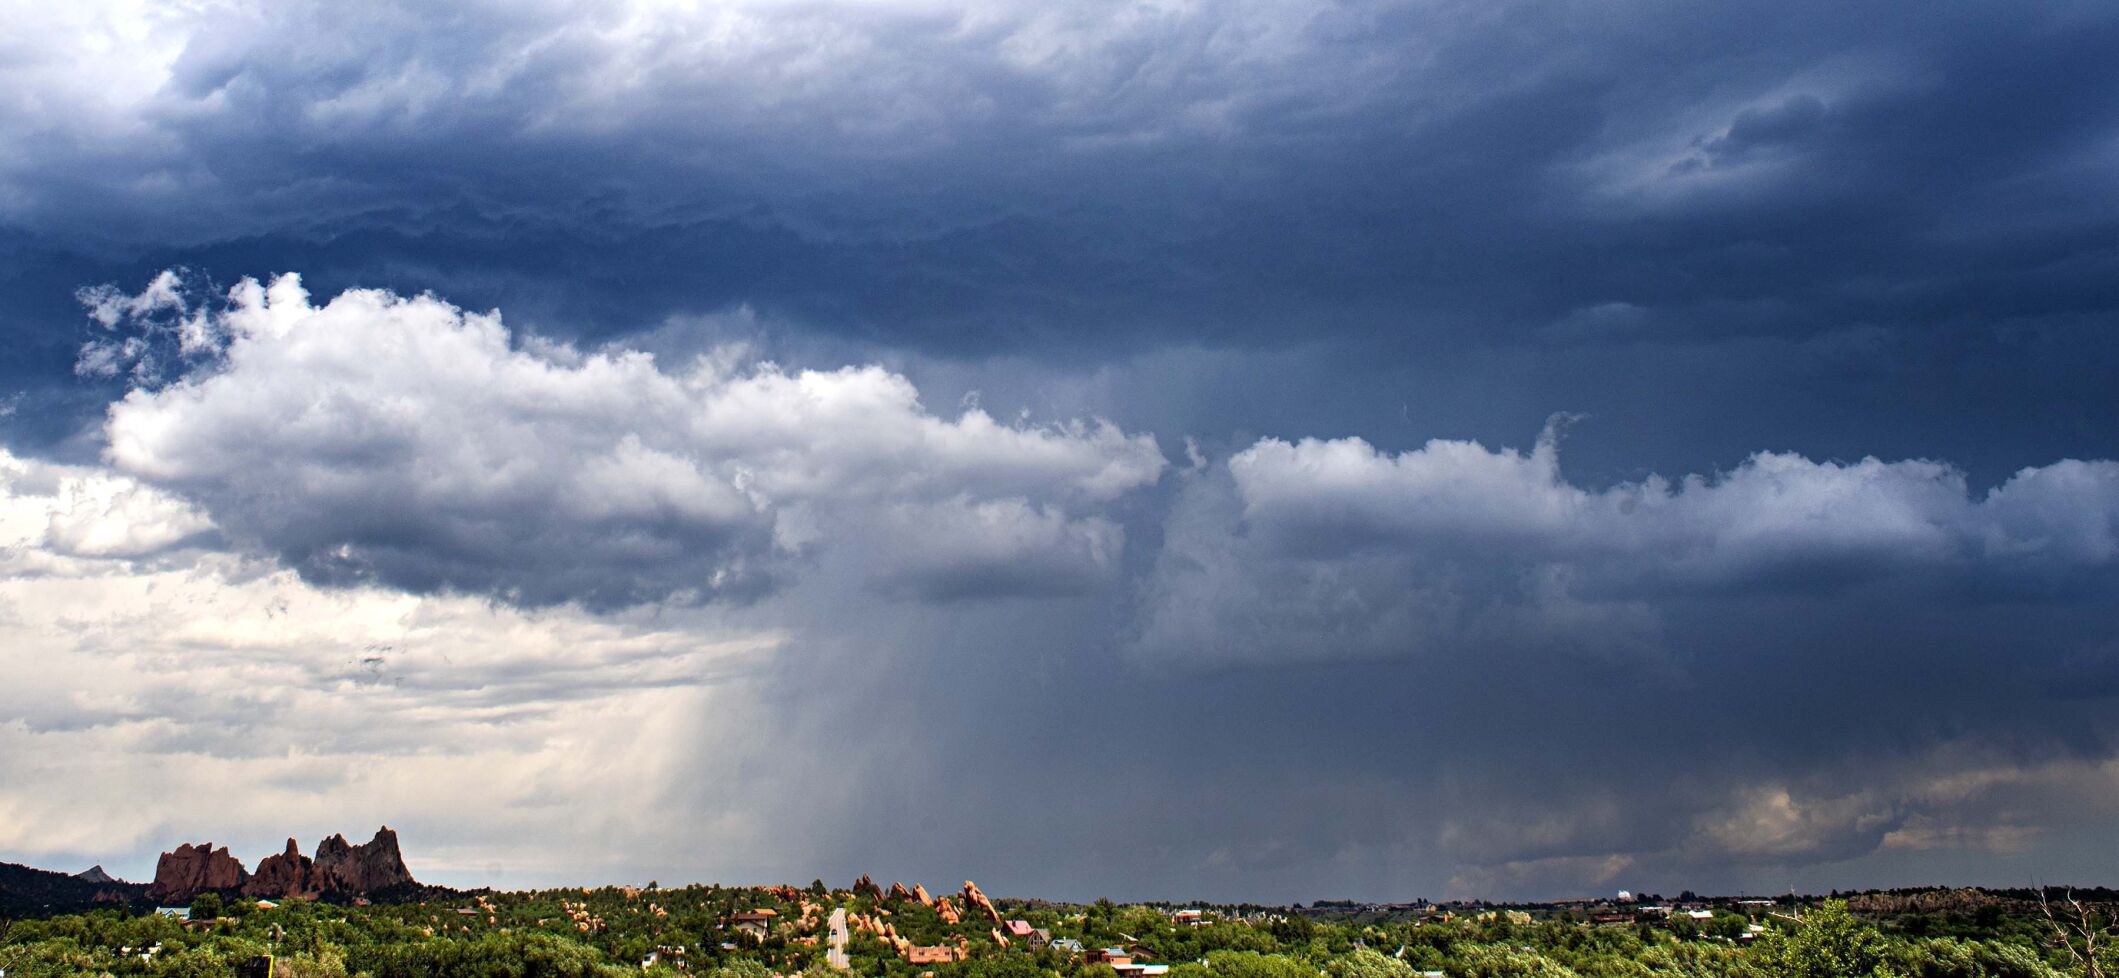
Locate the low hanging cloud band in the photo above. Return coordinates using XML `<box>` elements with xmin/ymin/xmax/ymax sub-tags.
<box><xmin>76</xmin><ymin>271</ymin><xmax>2119</xmax><ymax>665</ymax></box>
<box><xmin>8</xmin><ymin>269</ymin><xmax>2116</xmax><ymax>901</ymax></box>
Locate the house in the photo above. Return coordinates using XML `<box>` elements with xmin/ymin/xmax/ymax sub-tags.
<box><xmin>643</xmin><ymin>945</ymin><xmax>691</xmax><ymax>969</ymax></box>
<box><xmin>1002</xmin><ymin>920</ymin><xmax>1038</xmax><ymax>940</ymax></box>
<box><xmin>731</xmin><ymin>909</ymin><xmax>778</xmax><ymax>939</ymax></box>
<box><xmin>1050</xmin><ymin>938</ymin><xmax>1085</xmax><ymax>954</ymax></box>
<box><xmin>1685</xmin><ymin>910</ymin><xmax>1715</xmax><ymax>921</ymax></box>
<box><xmin>1113</xmin><ymin>966</ymin><xmax>1170</xmax><ymax>978</ymax></box>
<box><xmin>1172</xmin><ymin>909</ymin><xmax>1208</xmax><ymax>927</ymax></box>
<box><xmin>1028</xmin><ymin>928</ymin><xmax>1053</xmax><ymax>949</ymax></box>
<box><xmin>906</xmin><ymin>945</ymin><xmax>966</xmax><ymax>965</ymax></box>
<box><xmin>1086</xmin><ymin>948</ymin><xmax>1133</xmax><ymax>966</ymax></box>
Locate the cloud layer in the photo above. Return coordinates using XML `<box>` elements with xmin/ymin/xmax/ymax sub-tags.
<box><xmin>3</xmin><ymin>0</ymin><xmax>2119</xmax><ymax>903</ymax></box>
<box><xmin>4</xmin><ymin>1</ymin><xmax>2114</xmax><ymax>371</ymax></box>
<box><xmin>91</xmin><ymin>273</ymin><xmax>1162</xmax><ymax>607</ymax></box>
<box><xmin>1134</xmin><ymin>426</ymin><xmax>2119</xmax><ymax>667</ymax></box>
<box><xmin>11</xmin><ymin>273</ymin><xmax>2118</xmax><ymax>902</ymax></box>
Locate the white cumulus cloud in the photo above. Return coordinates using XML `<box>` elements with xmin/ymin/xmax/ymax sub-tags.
<box><xmin>93</xmin><ymin>272</ymin><xmax>1165</xmax><ymax>607</ymax></box>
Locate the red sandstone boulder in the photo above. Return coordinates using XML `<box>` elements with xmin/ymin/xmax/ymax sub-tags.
<box><xmin>961</xmin><ymin>880</ymin><xmax>1000</xmax><ymax>922</ymax></box>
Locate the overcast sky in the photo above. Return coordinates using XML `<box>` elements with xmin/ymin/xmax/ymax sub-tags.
<box><xmin>3</xmin><ymin>0</ymin><xmax>2119</xmax><ymax>904</ymax></box>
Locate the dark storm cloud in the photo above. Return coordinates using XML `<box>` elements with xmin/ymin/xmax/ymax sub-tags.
<box><xmin>3</xmin><ymin>0</ymin><xmax>2113</xmax><ymax>485</ymax></box>
<box><xmin>6</xmin><ymin>0</ymin><xmax>2119</xmax><ymax>902</ymax></box>
<box><xmin>723</xmin><ymin>536</ymin><xmax>2119</xmax><ymax>903</ymax></box>
<box><xmin>4</xmin><ymin>1</ymin><xmax>2116</xmax><ymax>353</ymax></box>
<box><xmin>66</xmin><ymin>271</ymin><xmax>2119</xmax><ymax>902</ymax></box>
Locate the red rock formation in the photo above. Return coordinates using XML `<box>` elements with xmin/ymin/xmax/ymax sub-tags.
<box><xmin>911</xmin><ymin>883</ymin><xmax>934</xmax><ymax>907</ymax></box>
<box><xmin>887</xmin><ymin>881</ymin><xmax>918</xmax><ymax>903</ymax></box>
<box><xmin>853</xmin><ymin>875</ymin><xmax>882</xmax><ymax>899</ymax></box>
<box><xmin>936</xmin><ymin>897</ymin><xmax>961</xmax><ymax>924</ymax></box>
<box><xmin>961</xmin><ymin>880</ymin><xmax>1000</xmax><ymax>922</ymax></box>
<box><xmin>245</xmin><ymin>839</ymin><xmax>329</xmax><ymax>900</ymax></box>
<box><xmin>147</xmin><ymin>843</ymin><xmax>249</xmax><ymax>904</ymax></box>
<box><xmin>315</xmin><ymin>826</ymin><xmax>416</xmax><ymax>895</ymax></box>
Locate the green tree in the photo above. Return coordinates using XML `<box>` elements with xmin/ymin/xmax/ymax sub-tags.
<box><xmin>1203</xmin><ymin>949</ymin><xmax>1317</xmax><ymax>978</ymax></box>
<box><xmin>1892</xmin><ymin>936</ymin><xmax>2062</xmax><ymax>978</ymax></box>
<box><xmin>1453</xmin><ymin>944</ymin><xmax>1581</xmax><ymax>978</ymax></box>
<box><xmin>1326</xmin><ymin>946</ymin><xmax>1418</xmax><ymax>978</ymax></box>
<box><xmin>712</xmin><ymin>957</ymin><xmax>776</xmax><ymax>978</ymax></box>
<box><xmin>1749</xmin><ymin>901</ymin><xmax>1903</xmax><ymax>978</ymax></box>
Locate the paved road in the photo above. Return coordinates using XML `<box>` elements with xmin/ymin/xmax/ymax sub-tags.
<box><xmin>827</xmin><ymin>907</ymin><xmax>850</xmax><ymax>970</ymax></box>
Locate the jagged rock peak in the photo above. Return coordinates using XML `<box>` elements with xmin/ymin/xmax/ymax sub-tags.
<box><xmin>147</xmin><ymin>843</ymin><xmax>249</xmax><ymax>904</ymax></box>
<box><xmin>147</xmin><ymin>827</ymin><xmax>419</xmax><ymax>904</ymax></box>
<box><xmin>245</xmin><ymin>838</ymin><xmax>330</xmax><ymax>900</ymax></box>
<box><xmin>314</xmin><ymin>826</ymin><xmax>415</xmax><ymax>895</ymax></box>
<box><xmin>75</xmin><ymin>865</ymin><xmax>117</xmax><ymax>884</ymax></box>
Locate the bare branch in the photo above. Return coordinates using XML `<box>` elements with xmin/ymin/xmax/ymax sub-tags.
<box><xmin>2039</xmin><ymin>886</ymin><xmax>2109</xmax><ymax>978</ymax></box>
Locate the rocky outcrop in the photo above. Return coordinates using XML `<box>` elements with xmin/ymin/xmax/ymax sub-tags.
<box><xmin>147</xmin><ymin>843</ymin><xmax>249</xmax><ymax>903</ymax></box>
<box><xmin>962</xmin><ymin>880</ymin><xmax>1000</xmax><ymax>922</ymax></box>
<box><xmin>75</xmin><ymin>865</ymin><xmax>117</xmax><ymax>884</ymax></box>
<box><xmin>245</xmin><ymin>839</ymin><xmax>330</xmax><ymax>900</ymax></box>
<box><xmin>140</xmin><ymin>829</ymin><xmax>424</xmax><ymax>906</ymax></box>
<box><xmin>937</xmin><ymin>897</ymin><xmax>962</xmax><ymax>924</ymax></box>
<box><xmin>315</xmin><ymin>827</ymin><xmax>416</xmax><ymax>895</ymax></box>
<box><xmin>887</xmin><ymin>881</ymin><xmax>918</xmax><ymax>903</ymax></box>
<box><xmin>853</xmin><ymin>875</ymin><xmax>882</xmax><ymax>899</ymax></box>
<box><xmin>911</xmin><ymin>883</ymin><xmax>934</xmax><ymax>907</ymax></box>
